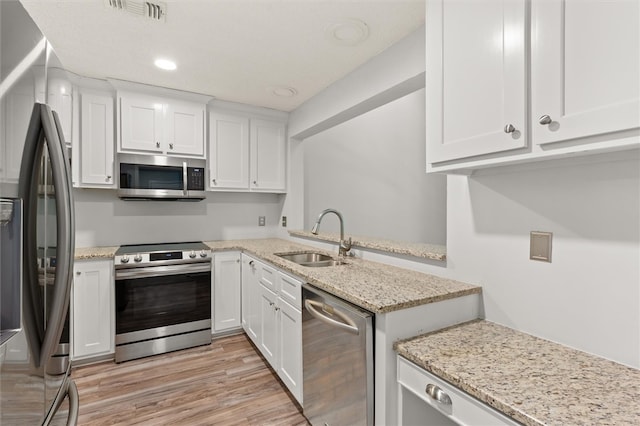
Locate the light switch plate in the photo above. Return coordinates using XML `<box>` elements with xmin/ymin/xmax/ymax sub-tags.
<box><xmin>258</xmin><ymin>216</ymin><xmax>266</xmax><ymax>226</ymax></box>
<box><xmin>530</xmin><ymin>231</ymin><xmax>552</xmax><ymax>262</ymax></box>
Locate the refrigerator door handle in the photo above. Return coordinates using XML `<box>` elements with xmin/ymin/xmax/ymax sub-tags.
<box><xmin>19</xmin><ymin>104</ymin><xmax>75</xmax><ymax>368</ymax></box>
<box><xmin>66</xmin><ymin>380</ymin><xmax>79</xmax><ymax>426</ymax></box>
<box><xmin>38</xmin><ymin>106</ymin><xmax>75</xmax><ymax>366</ymax></box>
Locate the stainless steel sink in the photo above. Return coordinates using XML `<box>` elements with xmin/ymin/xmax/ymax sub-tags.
<box><xmin>275</xmin><ymin>251</ymin><xmax>344</xmax><ymax>267</ymax></box>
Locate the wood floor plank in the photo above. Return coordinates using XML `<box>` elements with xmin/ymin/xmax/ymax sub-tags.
<box><xmin>71</xmin><ymin>334</ymin><xmax>309</xmax><ymax>425</ymax></box>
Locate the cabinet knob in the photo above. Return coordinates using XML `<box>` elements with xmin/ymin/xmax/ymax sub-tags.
<box><xmin>106</xmin><ymin>176</ymin><xmax>111</xmax><ymax>182</ymax></box>
<box><xmin>503</xmin><ymin>124</ymin><xmax>516</xmax><ymax>134</ymax></box>
<box><xmin>212</xmin><ymin>179</ymin><xmax>217</xmax><ymax>185</ymax></box>
<box><xmin>253</xmin><ymin>180</ymin><xmax>257</xmax><ymax>186</ymax></box>
<box><xmin>76</xmin><ymin>271</ymin><xmax>81</xmax><ymax>275</ymax></box>
<box><xmin>156</xmin><ymin>141</ymin><xmax>161</xmax><ymax>148</ymax></box>
<box><xmin>274</xmin><ymin>307</ymin><xmax>280</xmax><ymax>312</ymax></box>
<box><xmin>169</xmin><ymin>143</ymin><xmax>174</xmax><ymax>150</ymax></box>
<box><xmin>249</xmin><ymin>260</ymin><xmax>254</xmax><ymax>266</ymax></box>
<box><xmin>538</xmin><ymin>114</ymin><xmax>553</xmax><ymax>125</ymax></box>
<box><xmin>269</xmin><ymin>302</ymin><xmax>274</xmax><ymax>307</ymax></box>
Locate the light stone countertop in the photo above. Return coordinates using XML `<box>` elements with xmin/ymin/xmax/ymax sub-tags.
<box><xmin>288</xmin><ymin>230</ymin><xmax>447</xmax><ymax>261</ymax></box>
<box><xmin>205</xmin><ymin>238</ymin><xmax>478</xmax><ymax>314</ymax></box>
<box><xmin>74</xmin><ymin>246</ymin><xmax>119</xmax><ymax>260</ymax></box>
<box><xmin>394</xmin><ymin>320</ymin><xmax>640</xmax><ymax>426</ymax></box>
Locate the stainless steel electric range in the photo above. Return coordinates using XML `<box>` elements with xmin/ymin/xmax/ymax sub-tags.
<box><xmin>114</xmin><ymin>242</ymin><xmax>212</xmax><ymax>363</ymax></box>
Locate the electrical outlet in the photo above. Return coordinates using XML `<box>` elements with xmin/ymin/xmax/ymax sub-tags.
<box><xmin>282</xmin><ymin>216</ymin><xmax>287</xmax><ymax>227</ymax></box>
<box><xmin>530</xmin><ymin>231</ymin><xmax>552</xmax><ymax>262</ymax></box>
<box><xmin>258</xmin><ymin>216</ymin><xmax>266</xmax><ymax>226</ymax></box>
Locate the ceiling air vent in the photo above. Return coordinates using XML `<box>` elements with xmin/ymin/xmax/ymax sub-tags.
<box><xmin>104</xmin><ymin>0</ymin><xmax>167</xmax><ymax>22</ymax></box>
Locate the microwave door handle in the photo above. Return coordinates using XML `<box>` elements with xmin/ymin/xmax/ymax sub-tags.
<box><xmin>38</xmin><ymin>106</ymin><xmax>75</xmax><ymax>367</ymax></box>
<box><xmin>183</xmin><ymin>161</ymin><xmax>188</xmax><ymax>196</ymax></box>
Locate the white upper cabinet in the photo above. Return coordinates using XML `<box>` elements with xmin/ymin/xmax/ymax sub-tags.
<box><xmin>165</xmin><ymin>100</ymin><xmax>205</xmax><ymax>156</ymax></box>
<box><xmin>250</xmin><ymin>119</ymin><xmax>286</xmax><ymax>191</ymax></box>
<box><xmin>119</xmin><ymin>91</ymin><xmax>205</xmax><ymax>157</ymax></box>
<box><xmin>47</xmin><ymin>69</ymin><xmax>73</xmax><ymax>145</ymax></box>
<box><xmin>426</xmin><ymin>0</ymin><xmax>527</xmax><ymax>163</ymax></box>
<box><xmin>209</xmin><ymin>112</ymin><xmax>250</xmax><ymax>189</ymax></box>
<box><xmin>79</xmin><ymin>91</ymin><xmax>115</xmax><ymax>187</ymax></box>
<box><xmin>531</xmin><ymin>0</ymin><xmax>640</xmax><ymax>145</ymax></box>
<box><xmin>207</xmin><ymin>108</ymin><xmax>287</xmax><ymax>193</ymax></box>
<box><xmin>426</xmin><ymin>0</ymin><xmax>640</xmax><ymax>172</ymax></box>
<box><xmin>120</xmin><ymin>94</ymin><xmax>164</xmax><ymax>154</ymax></box>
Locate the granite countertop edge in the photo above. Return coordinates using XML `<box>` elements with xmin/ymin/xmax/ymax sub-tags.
<box><xmin>393</xmin><ymin>319</ymin><xmax>640</xmax><ymax>426</ymax></box>
<box><xmin>74</xmin><ymin>246</ymin><xmax>119</xmax><ymax>260</ymax></box>
<box><xmin>288</xmin><ymin>230</ymin><xmax>447</xmax><ymax>262</ymax></box>
<box><xmin>73</xmin><ymin>239</ymin><xmax>479</xmax><ymax>315</ymax></box>
<box><xmin>205</xmin><ymin>239</ymin><xmax>479</xmax><ymax>314</ymax></box>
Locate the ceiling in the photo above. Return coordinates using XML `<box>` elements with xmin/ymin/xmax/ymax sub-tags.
<box><xmin>19</xmin><ymin>0</ymin><xmax>425</xmax><ymax>112</ymax></box>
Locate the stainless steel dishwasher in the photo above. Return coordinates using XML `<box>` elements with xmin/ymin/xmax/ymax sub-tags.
<box><xmin>302</xmin><ymin>283</ymin><xmax>374</xmax><ymax>426</ymax></box>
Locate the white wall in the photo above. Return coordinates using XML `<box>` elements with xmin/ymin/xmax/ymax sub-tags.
<box><xmin>303</xmin><ymin>88</ymin><xmax>446</xmax><ymax>245</ymax></box>
<box><xmin>446</xmin><ymin>156</ymin><xmax>640</xmax><ymax>367</ymax></box>
<box><xmin>73</xmin><ymin>189</ymin><xmax>284</xmax><ymax>247</ymax></box>
<box><xmin>286</xmin><ymin>24</ymin><xmax>640</xmax><ymax>368</ymax></box>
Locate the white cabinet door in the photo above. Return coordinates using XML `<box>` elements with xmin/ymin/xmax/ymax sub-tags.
<box><xmin>120</xmin><ymin>94</ymin><xmax>163</xmax><ymax>153</ymax></box>
<box><xmin>241</xmin><ymin>254</ymin><xmax>260</xmax><ymax>342</ymax></box>
<box><xmin>80</xmin><ymin>92</ymin><xmax>115</xmax><ymax>187</ymax></box>
<box><xmin>208</xmin><ymin>112</ymin><xmax>250</xmax><ymax>189</ymax></box>
<box><xmin>426</xmin><ymin>0</ymin><xmax>527</xmax><ymax>163</ymax></box>
<box><xmin>165</xmin><ymin>101</ymin><xmax>205</xmax><ymax>156</ymax></box>
<box><xmin>250</xmin><ymin>119</ymin><xmax>286</xmax><ymax>191</ymax></box>
<box><xmin>212</xmin><ymin>252</ymin><xmax>241</xmax><ymax>333</ymax></box>
<box><xmin>72</xmin><ymin>259</ymin><xmax>114</xmax><ymax>360</ymax></box>
<box><xmin>259</xmin><ymin>283</ymin><xmax>279</xmax><ymax>367</ymax></box>
<box><xmin>47</xmin><ymin>71</ymin><xmax>73</xmax><ymax>145</ymax></box>
<box><xmin>277</xmin><ymin>297</ymin><xmax>302</xmax><ymax>404</ymax></box>
<box><xmin>532</xmin><ymin>0</ymin><xmax>640</xmax><ymax>145</ymax></box>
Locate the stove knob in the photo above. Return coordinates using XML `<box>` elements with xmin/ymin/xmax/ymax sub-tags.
<box><xmin>199</xmin><ymin>250</ymin><xmax>208</xmax><ymax>258</ymax></box>
<box><xmin>134</xmin><ymin>254</ymin><xmax>143</xmax><ymax>263</ymax></box>
<box><xmin>189</xmin><ymin>250</ymin><xmax>197</xmax><ymax>259</ymax></box>
<box><xmin>120</xmin><ymin>255</ymin><xmax>130</xmax><ymax>264</ymax></box>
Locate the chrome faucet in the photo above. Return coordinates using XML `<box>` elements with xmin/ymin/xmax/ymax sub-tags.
<box><xmin>311</xmin><ymin>208</ymin><xmax>352</xmax><ymax>257</ymax></box>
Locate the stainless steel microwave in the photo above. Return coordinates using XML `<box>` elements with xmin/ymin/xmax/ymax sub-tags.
<box><xmin>117</xmin><ymin>154</ymin><xmax>206</xmax><ymax>201</ymax></box>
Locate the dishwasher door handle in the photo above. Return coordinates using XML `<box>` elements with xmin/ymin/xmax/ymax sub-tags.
<box><xmin>305</xmin><ymin>299</ymin><xmax>359</xmax><ymax>335</ymax></box>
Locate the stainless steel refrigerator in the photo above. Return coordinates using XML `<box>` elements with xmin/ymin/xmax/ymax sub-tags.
<box><xmin>1</xmin><ymin>1</ymin><xmax>78</xmax><ymax>424</ymax></box>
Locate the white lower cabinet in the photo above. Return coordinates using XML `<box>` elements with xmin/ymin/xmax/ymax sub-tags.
<box><xmin>71</xmin><ymin>259</ymin><xmax>114</xmax><ymax>361</ymax></box>
<box><xmin>277</xmin><ymin>295</ymin><xmax>302</xmax><ymax>400</ymax></box>
<box><xmin>242</xmin><ymin>254</ymin><xmax>303</xmax><ymax>404</ymax></box>
<box><xmin>241</xmin><ymin>254</ymin><xmax>261</xmax><ymax>342</ymax></box>
<box><xmin>212</xmin><ymin>252</ymin><xmax>242</xmax><ymax>333</ymax></box>
<box><xmin>258</xmin><ymin>283</ymin><xmax>279</xmax><ymax>366</ymax></box>
<box><xmin>397</xmin><ymin>356</ymin><xmax>519</xmax><ymax>426</ymax></box>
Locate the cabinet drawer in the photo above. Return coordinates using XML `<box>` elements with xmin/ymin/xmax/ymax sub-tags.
<box><xmin>278</xmin><ymin>273</ymin><xmax>302</xmax><ymax>309</ymax></box>
<box><xmin>397</xmin><ymin>356</ymin><xmax>519</xmax><ymax>426</ymax></box>
<box><xmin>258</xmin><ymin>262</ymin><xmax>277</xmax><ymax>292</ymax></box>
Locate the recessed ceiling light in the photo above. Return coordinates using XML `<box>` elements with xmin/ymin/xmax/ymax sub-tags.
<box><xmin>326</xmin><ymin>18</ymin><xmax>370</xmax><ymax>46</ymax></box>
<box><xmin>269</xmin><ymin>86</ymin><xmax>298</xmax><ymax>98</ymax></box>
<box><xmin>154</xmin><ymin>58</ymin><xmax>177</xmax><ymax>71</ymax></box>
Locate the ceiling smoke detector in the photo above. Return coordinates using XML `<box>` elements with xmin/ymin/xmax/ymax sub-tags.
<box><xmin>104</xmin><ymin>0</ymin><xmax>167</xmax><ymax>22</ymax></box>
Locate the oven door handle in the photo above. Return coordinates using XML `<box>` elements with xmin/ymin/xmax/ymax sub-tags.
<box><xmin>115</xmin><ymin>262</ymin><xmax>211</xmax><ymax>280</ymax></box>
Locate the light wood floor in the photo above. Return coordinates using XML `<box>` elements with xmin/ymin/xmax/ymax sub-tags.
<box><xmin>71</xmin><ymin>333</ymin><xmax>310</xmax><ymax>425</ymax></box>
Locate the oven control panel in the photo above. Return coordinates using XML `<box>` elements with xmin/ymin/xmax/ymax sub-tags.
<box><xmin>115</xmin><ymin>249</ymin><xmax>212</xmax><ymax>266</ymax></box>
